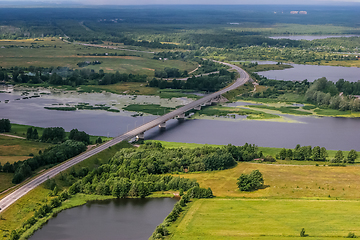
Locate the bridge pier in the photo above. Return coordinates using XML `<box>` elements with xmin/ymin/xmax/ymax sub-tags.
<box><xmin>194</xmin><ymin>105</ymin><xmax>201</xmax><ymax>110</ymax></box>
<box><xmin>136</xmin><ymin>132</ymin><xmax>145</xmax><ymax>140</ymax></box>
<box><xmin>159</xmin><ymin>122</ymin><xmax>166</xmax><ymax>129</ymax></box>
<box><xmin>176</xmin><ymin>113</ymin><xmax>185</xmax><ymax>121</ymax></box>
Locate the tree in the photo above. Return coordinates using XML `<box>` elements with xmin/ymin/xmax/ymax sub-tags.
<box><xmin>320</xmin><ymin>147</ymin><xmax>328</xmax><ymax>161</ymax></box>
<box><xmin>0</xmin><ymin>119</ymin><xmax>11</xmax><ymax>132</ymax></box>
<box><xmin>26</xmin><ymin>127</ymin><xmax>33</xmax><ymax>140</ymax></box>
<box><xmin>279</xmin><ymin>148</ymin><xmax>287</xmax><ymax>160</ymax></box>
<box><xmin>312</xmin><ymin>146</ymin><xmax>321</xmax><ymax>161</ymax></box>
<box><xmin>300</xmin><ymin>228</ymin><xmax>308</xmax><ymax>237</ymax></box>
<box><xmin>32</xmin><ymin>129</ymin><xmax>39</xmax><ymax>139</ymax></box>
<box><xmin>96</xmin><ymin>137</ymin><xmax>102</xmax><ymax>144</ymax></box>
<box><xmin>69</xmin><ymin>129</ymin><xmax>90</xmax><ymax>144</ymax></box>
<box><xmin>237</xmin><ymin>170</ymin><xmax>264</xmax><ymax>191</ymax></box>
<box><xmin>347</xmin><ymin>150</ymin><xmax>358</xmax><ymax>164</ymax></box>
<box><xmin>333</xmin><ymin>150</ymin><xmax>344</xmax><ymax>163</ymax></box>
<box><xmin>286</xmin><ymin>149</ymin><xmax>293</xmax><ymax>160</ymax></box>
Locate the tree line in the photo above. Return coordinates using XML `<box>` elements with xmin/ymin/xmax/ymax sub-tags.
<box><xmin>305</xmin><ymin>78</ymin><xmax>360</xmax><ymax>111</ymax></box>
<box><xmin>149</xmin><ymin>69</ymin><xmax>235</xmax><ymax>92</ymax></box>
<box><xmin>26</xmin><ymin>127</ymin><xmax>90</xmax><ymax>144</ymax></box>
<box><xmin>276</xmin><ymin>144</ymin><xmax>358</xmax><ymax>163</ymax></box>
<box><xmin>4</xmin><ymin>66</ymin><xmax>147</xmax><ymax>86</ymax></box>
<box><xmin>0</xmin><ymin>140</ymin><xmax>87</xmax><ymax>184</ymax></box>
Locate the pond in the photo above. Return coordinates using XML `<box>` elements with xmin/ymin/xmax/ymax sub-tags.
<box><xmin>30</xmin><ymin>198</ymin><xmax>177</xmax><ymax>240</ymax></box>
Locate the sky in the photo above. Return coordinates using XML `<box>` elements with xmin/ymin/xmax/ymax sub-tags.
<box><xmin>2</xmin><ymin>0</ymin><xmax>360</xmax><ymax>5</ymax></box>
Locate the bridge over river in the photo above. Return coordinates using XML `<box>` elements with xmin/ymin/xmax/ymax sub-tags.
<box><xmin>0</xmin><ymin>61</ymin><xmax>250</xmax><ymax>213</ymax></box>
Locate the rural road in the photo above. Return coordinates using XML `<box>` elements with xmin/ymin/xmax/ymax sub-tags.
<box><xmin>0</xmin><ymin>61</ymin><xmax>250</xmax><ymax>213</ymax></box>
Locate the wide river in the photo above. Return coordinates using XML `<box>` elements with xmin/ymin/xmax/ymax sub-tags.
<box><xmin>30</xmin><ymin>198</ymin><xmax>177</xmax><ymax>240</ymax></box>
<box><xmin>1</xmin><ymin>88</ymin><xmax>359</xmax><ymax>151</ymax></box>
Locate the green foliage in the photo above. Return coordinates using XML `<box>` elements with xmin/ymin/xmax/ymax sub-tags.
<box><xmin>40</xmin><ymin>127</ymin><xmax>66</xmax><ymax>143</ymax></box>
<box><xmin>280</xmin><ymin>145</ymin><xmax>328</xmax><ymax>161</ymax></box>
<box><xmin>263</xmin><ymin>155</ymin><xmax>276</xmax><ymax>162</ymax></box>
<box><xmin>149</xmin><ymin>69</ymin><xmax>235</xmax><ymax>92</ymax></box>
<box><xmin>26</xmin><ymin>127</ymin><xmax>39</xmax><ymax>140</ymax></box>
<box><xmin>69</xmin><ymin>129</ymin><xmax>90</xmax><ymax>144</ymax></box>
<box><xmin>346</xmin><ymin>232</ymin><xmax>357</xmax><ymax>238</ymax></box>
<box><xmin>237</xmin><ymin>170</ymin><xmax>264</xmax><ymax>191</ymax></box>
<box><xmin>331</xmin><ymin>150</ymin><xmax>344</xmax><ymax>163</ymax></box>
<box><xmin>347</xmin><ymin>150</ymin><xmax>358</xmax><ymax>164</ymax></box>
<box><xmin>0</xmin><ymin>119</ymin><xmax>11</xmax><ymax>132</ymax></box>
<box><xmin>11</xmin><ymin>140</ymin><xmax>87</xmax><ymax>184</ymax></box>
<box><xmin>300</xmin><ymin>228</ymin><xmax>308</xmax><ymax>237</ymax></box>
<box><xmin>306</xmin><ymin>78</ymin><xmax>360</xmax><ymax>112</ymax></box>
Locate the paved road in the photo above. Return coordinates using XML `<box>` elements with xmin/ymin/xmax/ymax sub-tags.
<box><xmin>0</xmin><ymin>61</ymin><xmax>250</xmax><ymax>213</ymax></box>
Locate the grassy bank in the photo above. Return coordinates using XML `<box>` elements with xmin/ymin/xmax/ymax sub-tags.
<box><xmin>235</xmin><ymin>100</ymin><xmax>360</xmax><ymax>118</ymax></box>
<box><xmin>194</xmin><ymin>105</ymin><xmax>280</xmax><ymax>120</ymax></box>
<box><xmin>7</xmin><ymin>123</ymin><xmax>111</xmax><ymax>144</ymax></box>
<box><xmin>123</xmin><ymin>104</ymin><xmax>176</xmax><ymax>115</ymax></box>
<box><xmin>168</xmin><ymin>198</ymin><xmax>360</xmax><ymax>240</ymax></box>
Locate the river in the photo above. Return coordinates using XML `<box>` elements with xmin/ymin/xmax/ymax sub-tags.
<box><xmin>1</xmin><ymin>89</ymin><xmax>359</xmax><ymax>151</ymax></box>
<box><xmin>30</xmin><ymin>198</ymin><xmax>177</xmax><ymax>240</ymax></box>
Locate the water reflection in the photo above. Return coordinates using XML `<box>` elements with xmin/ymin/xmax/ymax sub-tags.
<box><xmin>30</xmin><ymin>198</ymin><xmax>177</xmax><ymax>240</ymax></box>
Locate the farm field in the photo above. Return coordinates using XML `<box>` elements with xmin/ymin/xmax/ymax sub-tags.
<box><xmin>169</xmin><ymin>198</ymin><xmax>360</xmax><ymax>240</ymax></box>
<box><xmin>0</xmin><ymin>38</ymin><xmax>197</xmax><ymax>75</ymax></box>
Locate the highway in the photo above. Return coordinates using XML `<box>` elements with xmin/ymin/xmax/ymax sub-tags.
<box><xmin>0</xmin><ymin>61</ymin><xmax>250</xmax><ymax>213</ymax></box>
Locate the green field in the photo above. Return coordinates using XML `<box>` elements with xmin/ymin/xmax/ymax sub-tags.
<box><xmin>0</xmin><ymin>172</ymin><xmax>14</xmax><ymax>193</ymax></box>
<box><xmin>174</xmin><ymin>162</ymin><xmax>360</xmax><ymax>199</ymax></box>
<box><xmin>169</xmin><ymin>198</ymin><xmax>360</xmax><ymax>240</ymax></box>
<box><xmin>0</xmin><ymin>38</ymin><xmax>197</xmax><ymax>75</ymax></box>
<box><xmin>0</xmin><ymin>135</ymin><xmax>51</xmax><ymax>164</ymax></box>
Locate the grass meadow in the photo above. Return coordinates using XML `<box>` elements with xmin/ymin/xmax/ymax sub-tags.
<box><xmin>0</xmin><ymin>135</ymin><xmax>51</xmax><ymax>165</ymax></box>
<box><xmin>169</xmin><ymin>198</ymin><xmax>360</xmax><ymax>240</ymax></box>
<box><xmin>0</xmin><ymin>38</ymin><xmax>197</xmax><ymax>75</ymax></box>
<box><xmin>173</xmin><ymin>162</ymin><xmax>360</xmax><ymax>199</ymax></box>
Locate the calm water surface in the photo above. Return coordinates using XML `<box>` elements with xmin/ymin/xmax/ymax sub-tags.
<box><xmin>1</xmin><ymin>91</ymin><xmax>359</xmax><ymax>151</ymax></box>
<box><xmin>30</xmin><ymin>198</ymin><xmax>177</xmax><ymax>240</ymax></box>
<box><xmin>256</xmin><ymin>64</ymin><xmax>360</xmax><ymax>82</ymax></box>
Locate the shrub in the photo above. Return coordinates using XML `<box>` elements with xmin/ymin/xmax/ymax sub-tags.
<box><xmin>346</xmin><ymin>232</ymin><xmax>357</xmax><ymax>238</ymax></box>
<box><xmin>264</xmin><ymin>155</ymin><xmax>276</xmax><ymax>162</ymax></box>
<box><xmin>237</xmin><ymin>170</ymin><xmax>264</xmax><ymax>191</ymax></box>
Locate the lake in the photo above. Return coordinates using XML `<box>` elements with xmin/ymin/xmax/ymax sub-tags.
<box><xmin>255</xmin><ymin>64</ymin><xmax>360</xmax><ymax>82</ymax></box>
<box><xmin>30</xmin><ymin>198</ymin><xmax>177</xmax><ymax>240</ymax></box>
